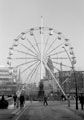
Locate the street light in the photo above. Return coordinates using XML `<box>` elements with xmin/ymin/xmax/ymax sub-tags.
<box><xmin>63</xmin><ymin>46</ymin><xmax>78</xmax><ymax>110</ymax></box>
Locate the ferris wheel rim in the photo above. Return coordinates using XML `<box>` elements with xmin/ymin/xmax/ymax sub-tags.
<box><xmin>7</xmin><ymin>26</ymin><xmax>75</xmax><ymax>86</ymax></box>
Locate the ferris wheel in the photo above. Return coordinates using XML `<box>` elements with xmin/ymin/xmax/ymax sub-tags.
<box><xmin>7</xmin><ymin>25</ymin><xmax>76</xmax><ymax>89</ymax></box>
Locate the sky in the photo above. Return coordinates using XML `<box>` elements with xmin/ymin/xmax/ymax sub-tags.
<box><xmin>0</xmin><ymin>0</ymin><xmax>84</xmax><ymax>70</ymax></box>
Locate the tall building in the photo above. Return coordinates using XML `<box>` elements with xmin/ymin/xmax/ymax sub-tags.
<box><xmin>45</xmin><ymin>56</ymin><xmax>54</xmax><ymax>79</ymax></box>
<box><xmin>42</xmin><ymin>56</ymin><xmax>58</xmax><ymax>92</ymax></box>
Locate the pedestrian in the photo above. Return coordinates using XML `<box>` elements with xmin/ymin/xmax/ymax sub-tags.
<box><xmin>79</xmin><ymin>94</ymin><xmax>84</xmax><ymax>110</ymax></box>
<box><xmin>19</xmin><ymin>93</ymin><xmax>25</xmax><ymax>108</ymax></box>
<box><xmin>13</xmin><ymin>93</ymin><xmax>17</xmax><ymax>107</ymax></box>
<box><xmin>43</xmin><ymin>95</ymin><xmax>48</xmax><ymax>106</ymax></box>
<box><xmin>16</xmin><ymin>96</ymin><xmax>20</xmax><ymax>108</ymax></box>
<box><xmin>0</xmin><ymin>95</ymin><xmax>8</xmax><ymax>109</ymax></box>
<box><xmin>67</xmin><ymin>95</ymin><xmax>70</xmax><ymax>107</ymax></box>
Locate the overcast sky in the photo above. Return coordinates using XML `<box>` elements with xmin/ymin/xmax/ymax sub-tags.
<box><xmin>0</xmin><ymin>0</ymin><xmax>84</xmax><ymax>70</ymax></box>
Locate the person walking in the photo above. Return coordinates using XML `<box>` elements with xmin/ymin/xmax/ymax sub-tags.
<box><xmin>43</xmin><ymin>95</ymin><xmax>48</xmax><ymax>106</ymax></box>
<box><xmin>79</xmin><ymin>94</ymin><xmax>84</xmax><ymax>110</ymax></box>
<box><xmin>19</xmin><ymin>93</ymin><xmax>25</xmax><ymax>108</ymax></box>
<box><xmin>13</xmin><ymin>93</ymin><xmax>17</xmax><ymax>107</ymax></box>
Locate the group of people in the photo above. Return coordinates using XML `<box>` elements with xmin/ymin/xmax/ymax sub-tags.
<box><xmin>13</xmin><ymin>93</ymin><xmax>25</xmax><ymax>108</ymax></box>
<box><xmin>13</xmin><ymin>92</ymin><xmax>49</xmax><ymax>107</ymax></box>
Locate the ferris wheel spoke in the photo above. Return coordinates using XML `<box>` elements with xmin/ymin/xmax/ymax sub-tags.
<box><xmin>23</xmin><ymin>65</ymin><xmax>36</xmax><ymax>84</ymax></box>
<box><xmin>21</xmin><ymin>60</ymin><xmax>39</xmax><ymax>74</ymax></box>
<box><xmin>32</xmin><ymin>64</ymin><xmax>40</xmax><ymax>83</ymax></box>
<box><xmin>26</xmin><ymin>38</ymin><xmax>39</xmax><ymax>55</ymax></box>
<box><xmin>48</xmin><ymin>50</ymin><xmax>66</xmax><ymax>57</ymax></box>
<box><xmin>13</xmin><ymin>49</ymin><xmax>37</xmax><ymax>58</ymax></box>
<box><xmin>54</xmin><ymin>66</ymin><xmax>60</xmax><ymax>71</ymax></box>
<box><xmin>19</xmin><ymin>42</ymin><xmax>38</xmax><ymax>56</ymax></box>
<box><xmin>28</xmin><ymin>62</ymin><xmax>40</xmax><ymax>83</ymax></box>
<box><xmin>47</xmin><ymin>42</ymin><xmax>65</xmax><ymax>56</ymax></box>
<box><xmin>51</xmin><ymin>57</ymin><xmax>68</xmax><ymax>60</ymax></box>
<box><xmin>24</xmin><ymin>61</ymin><xmax>40</xmax><ymax>84</ymax></box>
<box><xmin>45</xmin><ymin>37</ymin><xmax>58</xmax><ymax>54</ymax></box>
<box><xmin>33</xmin><ymin>35</ymin><xmax>40</xmax><ymax>54</ymax></box>
<box><xmin>15</xmin><ymin>59</ymin><xmax>38</xmax><ymax>68</ymax></box>
<box><xmin>43</xmin><ymin>35</ymin><xmax>50</xmax><ymax>55</ymax></box>
<box><xmin>52</xmin><ymin>61</ymin><xmax>71</xmax><ymax>68</ymax></box>
<box><xmin>10</xmin><ymin>57</ymin><xmax>38</xmax><ymax>60</ymax></box>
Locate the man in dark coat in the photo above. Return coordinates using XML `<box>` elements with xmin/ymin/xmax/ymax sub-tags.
<box><xmin>43</xmin><ymin>95</ymin><xmax>48</xmax><ymax>106</ymax></box>
<box><xmin>79</xmin><ymin>94</ymin><xmax>84</xmax><ymax>110</ymax></box>
<box><xmin>19</xmin><ymin>93</ymin><xmax>25</xmax><ymax>108</ymax></box>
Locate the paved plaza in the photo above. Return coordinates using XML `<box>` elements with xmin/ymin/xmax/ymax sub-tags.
<box><xmin>0</xmin><ymin>100</ymin><xmax>84</xmax><ymax>120</ymax></box>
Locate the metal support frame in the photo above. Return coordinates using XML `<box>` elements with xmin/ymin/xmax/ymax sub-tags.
<box><xmin>63</xmin><ymin>47</ymin><xmax>78</xmax><ymax>110</ymax></box>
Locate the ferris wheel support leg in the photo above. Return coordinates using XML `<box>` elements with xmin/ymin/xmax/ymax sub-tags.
<box><xmin>43</xmin><ymin>61</ymin><xmax>68</xmax><ymax>100</ymax></box>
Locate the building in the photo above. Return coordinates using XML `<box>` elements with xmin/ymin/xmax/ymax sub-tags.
<box><xmin>55</xmin><ymin>70</ymin><xmax>84</xmax><ymax>95</ymax></box>
<box><xmin>0</xmin><ymin>67</ymin><xmax>18</xmax><ymax>95</ymax></box>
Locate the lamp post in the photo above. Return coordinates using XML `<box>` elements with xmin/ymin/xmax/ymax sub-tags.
<box><xmin>62</xmin><ymin>46</ymin><xmax>78</xmax><ymax>110</ymax></box>
<box><xmin>72</xmin><ymin>56</ymin><xmax>78</xmax><ymax>110</ymax></box>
